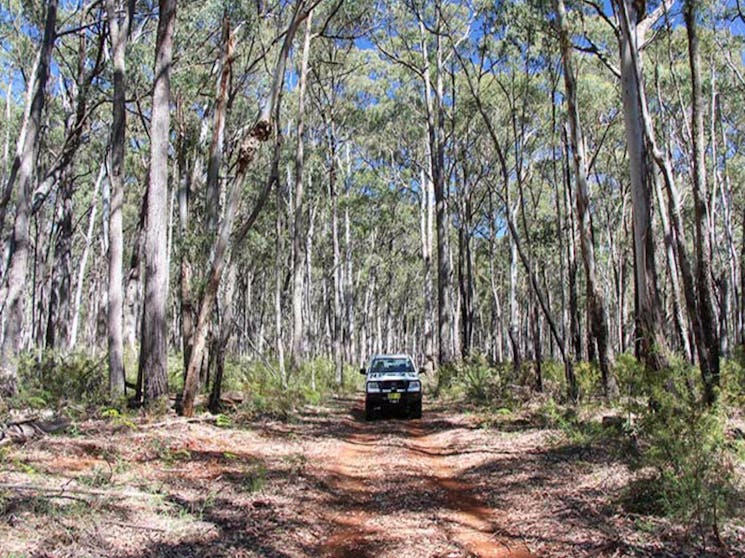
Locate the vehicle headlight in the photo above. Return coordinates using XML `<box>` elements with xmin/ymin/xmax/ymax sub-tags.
<box><xmin>366</xmin><ymin>381</ymin><xmax>380</xmax><ymax>393</ymax></box>
<box><xmin>407</xmin><ymin>381</ymin><xmax>421</xmax><ymax>392</ymax></box>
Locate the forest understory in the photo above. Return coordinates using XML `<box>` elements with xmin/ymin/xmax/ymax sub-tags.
<box><xmin>2</xmin><ymin>0</ymin><xmax>745</xmax><ymax>555</ymax></box>
<box><xmin>1</xmin><ymin>394</ymin><xmax>744</xmax><ymax>558</ymax></box>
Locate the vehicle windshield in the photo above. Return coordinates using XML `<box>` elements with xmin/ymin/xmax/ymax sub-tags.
<box><xmin>370</xmin><ymin>357</ymin><xmax>414</xmax><ymax>373</ymax></box>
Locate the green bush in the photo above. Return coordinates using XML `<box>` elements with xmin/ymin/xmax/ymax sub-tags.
<box><xmin>574</xmin><ymin>361</ymin><xmax>601</xmax><ymax>400</ymax></box>
<box><xmin>721</xmin><ymin>349</ymin><xmax>745</xmax><ymax>406</ymax></box>
<box><xmin>625</xmin><ymin>363</ymin><xmax>741</xmax><ymax>541</ymax></box>
<box><xmin>455</xmin><ymin>357</ymin><xmax>495</xmax><ymax>402</ymax></box>
<box><xmin>15</xmin><ymin>350</ymin><xmax>108</xmax><ymax>411</ymax></box>
<box><xmin>434</xmin><ymin>355</ymin><xmax>508</xmax><ymax>405</ymax></box>
<box><xmin>215</xmin><ymin>356</ymin><xmax>354</xmax><ymax>420</ymax></box>
<box><xmin>614</xmin><ymin>352</ymin><xmax>646</xmax><ymax>398</ymax></box>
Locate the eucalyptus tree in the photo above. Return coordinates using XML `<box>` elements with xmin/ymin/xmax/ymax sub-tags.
<box><xmin>181</xmin><ymin>0</ymin><xmax>318</xmax><ymax>417</ymax></box>
<box><xmin>138</xmin><ymin>0</ymin><xmax>176</xmax><ymax>403</ymax></box>
<box><xmin>684</xmin><ymin>0</ymin><xmax>720</xmax><ymax>403</ymax></box>
<box><xmin>105</xmin><ymin>0</ymin><xmax>134</xmax><ymax>398</ymax></box>
<box><xmin>370</xmin><ymin>1</ymin><xmax>452</xmax><ymax>368</ymax></box>
<box><xmin>0</xmin><ymin>0</ymin><xmax>58</xmax><ymax>396</ymax></box>
<box><xmin>290</xmin><ymin>10</ymin><xmax>314</xmax><ymax>368</ymax></box>
<box><xmin>555</xmin><ymin>0</ymin><xmax>619</xmax><ymax>399</ymax></box>
<box><xmin>604</xmin><ymin>0</ymin><xmax>671</xmax><ymax>371</ymax></box>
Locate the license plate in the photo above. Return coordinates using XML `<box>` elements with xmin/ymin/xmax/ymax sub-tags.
<box><xmin>388</xmin><ymin>392</ymin><xmax>401</xmax><ymax>402</ymax></box>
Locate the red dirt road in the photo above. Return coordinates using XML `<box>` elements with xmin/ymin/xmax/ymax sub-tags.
<box><xmin>306</xmin><ymin>399</ymin><xmax>537</xmax><ymax>558</ymax></box>
<box><xmin>5</xmin><ymin>396</ymin><xmax>731</xmax><ymax>557</ymax></box>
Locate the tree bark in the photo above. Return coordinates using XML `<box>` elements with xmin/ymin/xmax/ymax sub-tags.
<box><xmin>208</xmin><ymin>264</ymin><xmax>236</xmax><ymax>412</ymax></box>
<box><xmin>105</xmin><ymin>0</ymin><xmax>133</xmax><ymax>399</ymax></box>
<box><xmin>275</xmin><ymin>182</ymin><xmax>286</xmax><ymax>386</ymax></box>
<box><xmin>69</xmin><ymin>164</ymin><xmax>105</xmax><ymax>349</ymax></box>
<box><xmin>0</xmin><ymin>0</ymin><xmax>57</xmax><ymax>396</ymax></box>
<box><xmin>180</xmin><ymin>2</ymin><xmax>309</xmax><ymax>417</ymax></box>
<box><xmin>684</xmin><ymin>0</ymin><xmax>720</xmax><ymax>404</ymax></box>
<box><xmin>556</xmin><ymin>0</ymin><xmax>618</xmax><ymax>399</ymax></box>
<box><xmin>138</xmin><ymin>0</ymin><xmax>176</xmax><ymax>403</ymax></box>
<box><xmin>420</xmin><ymin>167</ymin><xmax>435</xmax><ymax>368</ymax></box>
<box><xmin>614</xmin><ymin>0</ymin><xmax>668</xmax><ymax>372</ymax></box>
<box><xmin>420</xmin><ymin>17</ymin><xmax>453</xmax><ymax>367</ymax></box>
<box><xmin>329</xmin><ymin>121</ymin><xmax>344</xmax><ymax>387</ymax></box>
<box><xmin>291</xmin><ymin>11</ymin><xmax>313</xmax><ymax>366</ymax></box>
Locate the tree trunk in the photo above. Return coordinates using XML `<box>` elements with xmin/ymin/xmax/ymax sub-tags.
<box><xmin>487</xmin><ymin>191</ymin><xmax>503</xmax><ymax>364</ymax></box>
<box><xmin>563</xmin><ymin>129</ymin><xmax>582</xmax><ymax>362</ymax></box>
<box><xmin>420</xmin><ymin>19</ymin><xmax>453</xmax><ymax>367</ymax></box>
<box><xmin>420</xmin><ymin>167</ymin><xmax>435</xmax><ymax>367</ymax></box>
<box><xmin>0</xmin><ymin>52</ymin><xmax>39</xmax><ymax>241</ymax></box>
<box><xmin>209</xmin><ymin>264</ymin><xmax>236</xmax><ymax>412</ymax></box>
<box><xmin>138</xmin><ymin>0</ymin><xmax>176</xmax><ymax>403</ymax></box>
<box><xmin>105</xmin><ymin>0</ymin><xmax>132</xmax><ymax>399</ymax></box>
<box><xmin>343</xmin><ymin>203</ymin><xmax>355</xmax><ymax>364</ymax></box>
<box><xmin>0</xmin><ymin>0</ymin><xmax>57</xmax><ymax>396</ymax></box>
<box><xmin>275</xmin><ymin>184</ymin><xmax>286</xmax><ymax>386</ymax></box>
<box><xmin>69</xmin><ymin>164</ymin><xmax>105</xmax><ymax>349</ymax></box>
<box><xmin>329</xmin><ymin>122</ymin><xmax>344</xmax><ymax>387</ymax></box>
<box><xmin>46</xmin><ymin>174</ymin><xmax>73</xmax><ymax>350</ymax></box>
<box><xmin>180</xmin><ymin>3</ymin><xmax>308</xmax><ymax>417</ymax></box>
<box><xmin>615</xmin><ymin>0</ymin><xmax>668</xmax><ymax>372</ymax></box>
<box><xmin>205</xmin><ymin>17</ymin><xmax>232</xmax><ymax>235</ymax></box>
<box><xmin>684</xmin><ymin>0</ymin><xmax>720</xmax><ymax>404</ymax></box>
<box><xmin>291</xmin><ymin>11</ymin><xmax>313</xmax><ymax>366</ymax></box>
<box><xmin>556</xmin><ymin>0</ymin><xmax>618</xmax><ymax>399</ymax></box>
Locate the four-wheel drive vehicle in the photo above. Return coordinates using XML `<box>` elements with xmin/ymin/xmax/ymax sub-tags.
<box><xmin>361</xmin><ymin>354</ymin><xmax>422</xmax><ymax>420</ymax></box>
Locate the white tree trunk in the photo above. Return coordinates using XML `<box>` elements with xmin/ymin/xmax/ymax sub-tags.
<box><xmin>138</xmin><ymin>0</ymin><xmax>176</xmax><ymax>402</ymax></box>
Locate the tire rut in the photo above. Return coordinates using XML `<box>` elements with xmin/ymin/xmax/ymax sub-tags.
<box><xmin>314</xmin><ymin>399</ymin><xmax>537</xmax><ymax>558</ymax></box>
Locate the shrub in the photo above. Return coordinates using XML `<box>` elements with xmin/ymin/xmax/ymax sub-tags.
<box><xmin>625</xmin><ymin>363</ymin><xmax>741</xmax><ymax>543</ymax></box>
<box><xmin>216</xmin><ymin>356</ymin><xmax>355</xmax><ymax>420</ymax></box>
<box><xmin>15</xmin><ymin>350</ymin><xmax>108</xmax><ymax>411</ymax></box>
<box><xmin>721</xmin><ymin>349</ymin><xmax>745</xmax><ymax>407</ymax></box>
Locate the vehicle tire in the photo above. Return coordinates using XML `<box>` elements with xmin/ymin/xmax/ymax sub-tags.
<box><xmin>409</xmin><ymin>401</ymin><xmax>422</xmax><ymax>419</ymax></box>
<box><xmin>365</xmin><ymin>401</ymin><xmax>375</xmax><ymax>421</ymax></box>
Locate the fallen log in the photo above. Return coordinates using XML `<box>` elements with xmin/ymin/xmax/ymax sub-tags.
<box><xmin>0</xmin><ymin>417</ymin><xmax>70</xmax><ymax>445</ymax></box>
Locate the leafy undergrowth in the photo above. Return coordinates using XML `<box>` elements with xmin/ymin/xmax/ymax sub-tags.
<box><xmin>471</xmin><ymin>399</ymin><xmax>745</xmax><ymax>556</ymax></box>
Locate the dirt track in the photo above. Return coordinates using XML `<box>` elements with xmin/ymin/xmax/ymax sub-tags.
<box><xmin>310</xmin><ymin>400</ymin><xmax>536</xmax><ymax>558</ymax></box>
<box><xmin>2</xmin><ymin>396</ymin><xmax>737</xmax><ymax>557</ymax></box>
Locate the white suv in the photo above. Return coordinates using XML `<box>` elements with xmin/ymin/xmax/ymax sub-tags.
<box><xmin>360</xmin><ymin>354</ymin><xmax>422</xmax><ymax>420</ymax></box>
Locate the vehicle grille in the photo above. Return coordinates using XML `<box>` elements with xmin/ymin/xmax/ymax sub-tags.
<box><xmin>380</xmin><ymin>380</ymin><xmax>407</xmax><ymax>391</ymax></box>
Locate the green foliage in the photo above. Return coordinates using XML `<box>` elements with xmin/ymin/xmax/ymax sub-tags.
<box><xmin>239</xmin><ymin>463</ymin><xmax>267</xmax><ymax>494</ymax></box>
<box><xmin>435</xmin><ymin>355</ymin><xmax>509</xmax><ymax>405</ymax></box>
<box><xmin>721</xmin><ymin>348</ymin><xmax>745</xmax><ymax>407</ymax></box>
<box><xmin>614</xmin><ymin>352</ymin><xmax>647</xmax><ymax>398</ymax></box>
<box><xmin>100</xmin><ymin>408</ymin><xmax>137</xmax><ymax>430</ymax></box>
<box><xmin>574</xmin><ymin>361</ymin><xmax>601</xmax><ymax>400</ymax></box>
<box><xmin>216</xmin><ymin>356</ymin><xmax>354</xmax><ymax>420</ymax></box>
<box><xmin>623</xmin><ymin>363</ymin><xmax>741</xmax><ymax>540</ymax></box>
<box><xmin>14</xmin><ymin>351</ymin><xmax>108</xmax><ymax>412</ymax></box>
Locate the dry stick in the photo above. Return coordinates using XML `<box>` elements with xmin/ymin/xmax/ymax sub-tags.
<box><xmin>101</xmin><ymin>520</ymin><xmax>168</xmax><ymax>533</ymax></box>
<box><xmin>135</xmin><ymin>416</ymin><xmax>217</xmax><ymax>430</ymax></box>
<box><xmin>0</xmin><ymin>483</ymin><xmax>151</xmax><ymax>500</ymax></box>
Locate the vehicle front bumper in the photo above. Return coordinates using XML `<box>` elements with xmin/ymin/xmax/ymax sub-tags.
<box><xmin>365</xmin><ymin>390</ymin><xmax>421</xmax><ymax>410</ymax></box>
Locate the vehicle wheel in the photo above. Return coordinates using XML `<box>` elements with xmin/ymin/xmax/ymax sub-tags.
<box><xmin>365</xmin><ymin>402</ymin><xmax>375</xmax><ymax>421</ymax></box>
<box><xmin>409</xmin><ymin>401</ymin><xmax>422</xmax><ymax>419</ymax></box>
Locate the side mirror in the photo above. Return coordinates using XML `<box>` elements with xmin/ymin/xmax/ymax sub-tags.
<box><xmin>360</xmin><ymin>367</ymin><xmax>367</xmax><ymax>375</ymax></box>
<box><xmin>418</xmin><ymin>367</ymin><xmax>426</xmax><ymax>375</ymax></box>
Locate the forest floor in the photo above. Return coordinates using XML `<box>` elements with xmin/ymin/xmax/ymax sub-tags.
<box><xmin>0</xmin><ymin>396</ymin><xmax>743</xmax><ymax>558</ymax></box>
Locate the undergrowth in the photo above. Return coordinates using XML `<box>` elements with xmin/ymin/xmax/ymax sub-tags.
<box><xmin>12</xmin><ymin>351</ymin><xmax>110</xmax><ymax>415</ymax></box>
<box><xmin>4</xmin><ymin>350</ymin><xmax>357</xmax><ymax>423</ymax></box>
<box><xmin>437</xmin><ymin>352</ymin><xmax>744</xmax><ymax>548</ymax></box>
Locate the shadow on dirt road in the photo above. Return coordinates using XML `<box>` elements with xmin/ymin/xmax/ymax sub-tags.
<box><xmin>305</xmin><ymin>396</ymin><xmax>537</xmax><ymax>558</ymax></box>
